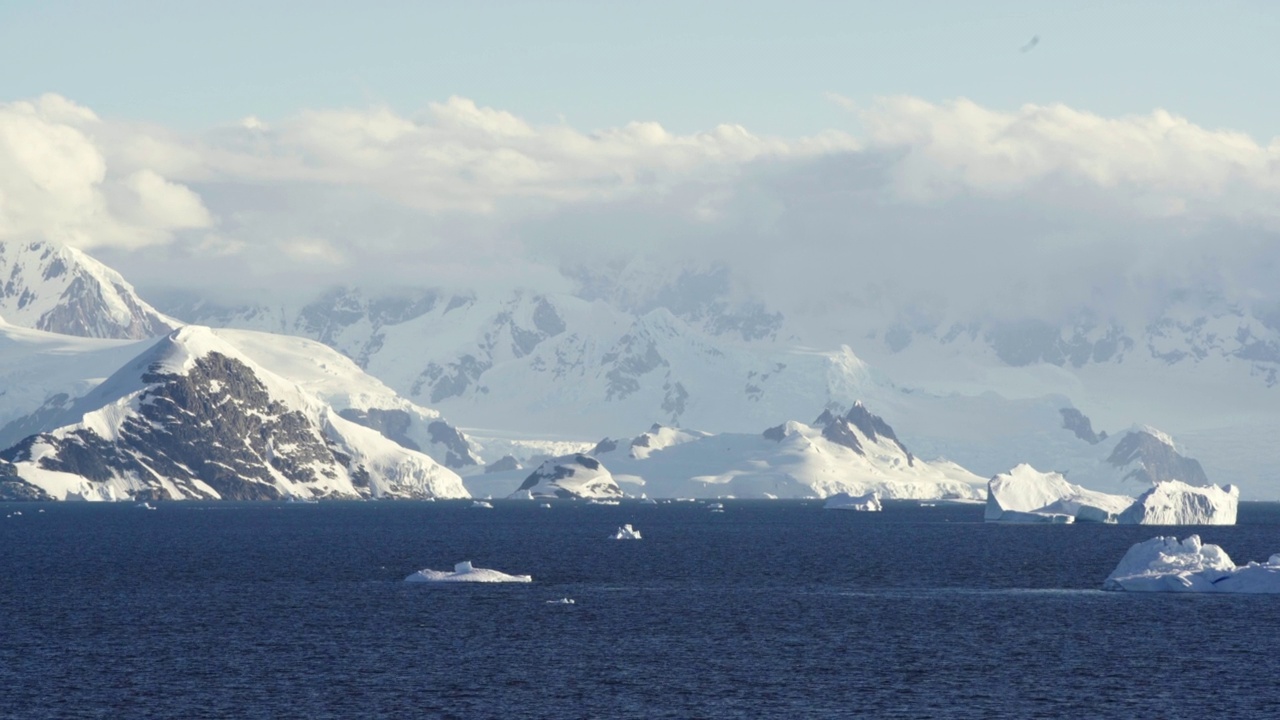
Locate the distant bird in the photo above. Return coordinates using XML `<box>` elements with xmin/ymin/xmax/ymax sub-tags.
<box><xmin>1020</xmin><ymin>35</ymin><xmax>1040</xmax><ymax>53</ymax></box>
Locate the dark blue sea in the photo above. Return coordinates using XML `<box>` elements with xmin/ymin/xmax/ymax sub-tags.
<box><xmin>4</xmin><ymin>500</ymin><xmax>1280</xmax><ymax>719</ymax></box>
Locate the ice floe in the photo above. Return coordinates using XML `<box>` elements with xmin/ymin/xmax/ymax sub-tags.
<box><xmin>405</xmin><ymin>560</ymin><xmax>532</xmax><ymax>583</ymax></box>
<box><xmin>546</xmin><ymin>598</ymin><xmax>575</xmax><ymax>605</ymax></box>
<box><xmin>471</xmin><ymin>500</ymin><xmax>494</xmax><ymax>509</ymax></box>
<box><xmin>1103</xmin><ymin>536</ymin><xmax>1280</xmax><ymax>593</ymax></box>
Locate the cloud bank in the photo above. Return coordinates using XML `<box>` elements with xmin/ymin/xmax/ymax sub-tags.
<box><xmin>6</xmin><ymin>92</ymin><xmax>1280</xmax><ymax>334</ymax></box>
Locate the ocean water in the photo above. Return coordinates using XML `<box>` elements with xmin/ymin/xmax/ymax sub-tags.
<box><xmin>3</xmin><ymin>500</ymin><xmax>1280</xmax><ymax>719</ymax></box>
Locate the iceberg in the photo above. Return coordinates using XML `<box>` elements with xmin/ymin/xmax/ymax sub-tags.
<box><xmin>1103</xmin><ymin>536</ymin><xmax>1280</xmax><ymax>593</ymax></box>
<box><xmin>823</xmin><ymin>492</ymin><xmax>882</xmax><ymax>512</ymax></box>
<box><xmin>471</xmin><ymin>500</ymin><xmax>494</xmax><ymax>509</ymax></box>
<box><xmin>611</xmin><ymin>524</ymin><xmax>642</xmax><ymax>540</ymax></box>
<box><xmin>1117</xmin><ymin>480</ymin><xmax>1238</xmax><ymax>525</ymax></box>
<box><xmin>985</xmin><ymin>464</ymin><xmax>1238</xmax><ymax>525</ymax></box>
<box><xmin>546</xmin><ymin>598</ymin><xmax>575</xmax><ymax>605</ymax></box>
<box><xmin>985</xmin><ymin>465</ymin><xmax>1131</xmax><ymax>523</ymax></box>
<box><xmin>405</xmin><ymin>560</ymin><xmax>532</xmax><ymax>583</ymax></box>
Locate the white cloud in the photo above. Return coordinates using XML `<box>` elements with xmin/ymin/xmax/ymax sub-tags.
<box><xmin>859</xmin><ymin>97</ymin><xmax>1280</xmax><ymax>221</ymax></box>
<box><xmin>12</xmin><ymin>92</ymin><xmax>1280</xmax><ymax>334</ymax></box>
<box><xmin>0</xmin><ymin>94</ymin><xmax>212</xmax><ymax>250</ymax></box>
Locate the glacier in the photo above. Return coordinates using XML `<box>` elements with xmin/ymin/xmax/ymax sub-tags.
<box><xmin>1103</xmin><ymin>536</ymin><xmax>1280</xmax><ymax>593</ymax></box>
<box><xmin>985</xmin><ymin>464</ymin><xmax>1237</xmax><ymax>524</ymax></box>
<box><xmin>405</xmin><ymin>560</ymin><xmax>532</xmax><ymax>583</ymax></box>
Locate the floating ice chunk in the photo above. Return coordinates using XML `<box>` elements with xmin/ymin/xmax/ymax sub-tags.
<box><xmin>546</xmin><ymin>598</ymin><xmax>575</xmax><ymax>605</ymax></box>
<box><xmin>471</xmin><ymin>500</ymin><xmax>494</xmax><ymax>509</ymax></box>
<box><xmin>640</xmin><ymin>498</ymin><xmax>658</xmax><ymax>505</ymax></box>
<box><xmin>136</xmin><ymin>502</ymin><xmax>156</xmax><ymax>510</ymax></box>
<box><xmin>706</xmin><ymin>503</ymin><xmax>724</xmax><ymax>510</ymax></box>
<box><xmin>1103</xmin><ymin>536</ymin><xmax>1280</xmax><ymax>593</ymax></box>
<box><xmin>823</xmin><ymin>492</ymin><xmax>882</xmax><ymax>512</ymax></box>
<box><xmin>612</xmin><ymin>524</ymin><xmax>642</xmax><ymax>540</ymax></box>
<box><xmin>405</xmin><ymin>560</ymin><xmax>532</xmax><ymax>583</ymax></box>
<box><xmin>539</xmin><ymin>503</ymin><xmax>552</xmax><ymax>509</ymax></box>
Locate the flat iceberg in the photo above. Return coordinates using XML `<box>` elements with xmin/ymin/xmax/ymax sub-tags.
<box><xmin>823</xmin><ymin>492</ymin><xmax>882</xmax><ymax>512</ymax></box>
<box><xmin>611</xmin><ymin>524</ymin><xmax>642</xmax><ymax>540</ymax></box>
<box><xmin>405</xmin><ymin>560</ymin><xmax>532</xmax><ymax>583</ymax></box>
<box><xmin>1103</xmin><ymin>536</ymin><xmax>1280</xmax><ymax>593</ymax></box>
<box><xmin>471</xmin><ymin>500</ymin><xmax>494</xmax><ymax>509</ymax></box>
<box><xmin>985</xmin><ymin>464</ymin><xmax>1238</xmax><ymax>525</ymax></box>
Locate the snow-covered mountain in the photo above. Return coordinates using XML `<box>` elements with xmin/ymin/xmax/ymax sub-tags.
<box><xmin>0</xmin><ymin>240</ymin><xmax>176</xmax><ymax>339</ymax></box>
<box><xmin>163</xmin><ymin>287</ymin><xmax>880</xmax><ymax>437</ymax></box>
<box><xmin>472</xmin><ymin>404</ymin><xmax>986</xmax><ymax>500</ymax></box>
<box><xmin>0</xmin><ymin>326</ymin><xmax>470</xmax><ymax>501</ymax></box>
<box><xmin>0</xmin><ymin>319</ymin><xmax>482</xmax><ymax>472</ymax></box>
<box><xmin>7</xmin><ymin>244</ymin><xmax>1250</xmax><ymax>498</ymax></box>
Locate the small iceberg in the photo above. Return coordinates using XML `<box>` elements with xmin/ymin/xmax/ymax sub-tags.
<box><xmin>611</xmin><ymin>524</ymin><xmax>642</xmax><ymax>540</ymax></box>
<box><xmin>136</xmin><ymin>502</ymin><xmax>157</xmax><ymax>510</ymax></box>
<box><xmin>1103</xmin><ymin>536</ymin><xmax>1280</xmax><ymax>593</ymax></box>
<box><xmin>471</xmin><ymin>500</ymin><xmax>494</xmax><ymax>509</ymax></box>
<box><xmin>707</xmin><ymin>502</ymin><xmax>724</xmax><ymax>512</ymax></box>
<box><xmin>539</xmin><ymin>502</ymin><xmax>552</xmax><ymax>509</ymax></box>
<box><xmin>405</xmin><ymin>560</ymin><xmax>532</xmax><ymax>583</ymax></box>
<box><xmin>546</xmin><ymin>598</ymin><xmax>576</xmax><ymax>605</ymax></box>
<box><xmin>640</xmin><ymin>498</ymin><xmax>658</xmax><ymax>505</ymax></box>
<box><xmin>823</xmin><ymin>492</ymin><xmax>883</xmax><ymax>512</ymax></box>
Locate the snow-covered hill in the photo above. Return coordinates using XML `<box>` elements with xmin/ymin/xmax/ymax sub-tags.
<box><xmin>0</xmin><ymin>326</ymin><xmax>470</xmax><ymax>501</ymax></box>
<box><xmin>0</xmin><ymin>240</ymin><xmax>176</xmax><ymax>339</ymax></box>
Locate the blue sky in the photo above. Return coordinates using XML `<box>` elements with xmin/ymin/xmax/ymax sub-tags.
<box><xmin>2</xmin><ymin>0</ymin><xmax>1276</xmax><ymax>139</ymax></box>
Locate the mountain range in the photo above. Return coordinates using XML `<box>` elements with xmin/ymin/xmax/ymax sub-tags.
<box><xmin>0</xmin><ymin>239</ymin><xmax>1266</xmax><ymax>499</ymax></box>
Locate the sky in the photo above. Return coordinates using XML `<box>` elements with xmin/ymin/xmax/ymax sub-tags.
<box><xmin>2</xmin><ymin>1</ymin><xmax>1280</xmax><ymax>330</ymax></box>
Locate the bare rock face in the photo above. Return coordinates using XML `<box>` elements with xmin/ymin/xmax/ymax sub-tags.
<box><xmin>0</xmin><ymin>241</ymin><xmax>176</xmax><ymax>339</ymax></box>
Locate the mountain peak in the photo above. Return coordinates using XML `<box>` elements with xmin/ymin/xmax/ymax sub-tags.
<box><xmin>0</xmin><ymin>240</ymin><xmax>176</xmax><ymax>339</ymax></box>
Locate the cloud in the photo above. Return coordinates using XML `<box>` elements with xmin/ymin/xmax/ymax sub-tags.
<box><xmin>14</xmin><ymin>92</ymin><xmax>1280</xmax><ymax>337</ymax></box>
<box><xmin>0</xmin><ymin>94</ymin><xmax>212</xmax><ymax>250</ymax></box>
<box><xmin>859</xmin><ymin>97</ymin><xmax>1280</xmax><ymax>222</ymax></box>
